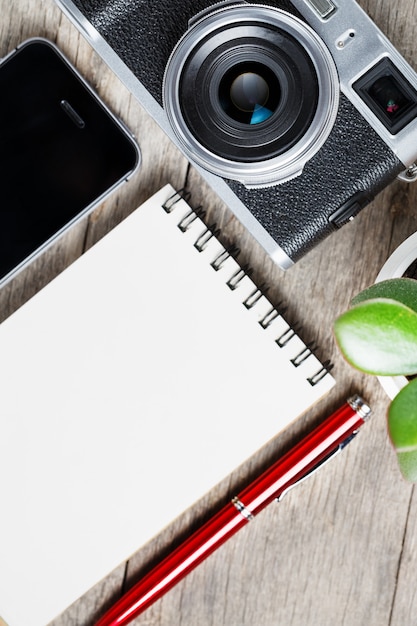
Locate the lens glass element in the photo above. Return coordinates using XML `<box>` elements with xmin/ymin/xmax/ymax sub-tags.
<box><xmin>219</xmin><ymin>64</ymin><xmax>280</xmax><ymax>125</ymax></box>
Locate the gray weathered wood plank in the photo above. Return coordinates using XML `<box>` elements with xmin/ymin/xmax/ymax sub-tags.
<box><xmin>1</xmin><ymin>1</ymin><xmax>417</xmax><ymax>625</ymax></box>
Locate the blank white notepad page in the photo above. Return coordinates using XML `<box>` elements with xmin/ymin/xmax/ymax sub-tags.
<box><xmin>0</xmin><ymin>185</ymin><xmax>334</xmax><ymax>626</ymax></box>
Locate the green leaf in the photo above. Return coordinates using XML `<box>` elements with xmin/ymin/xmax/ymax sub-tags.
<box><xmin>351</xmin><ymin>278</ymin><xmax>417</xmax><ymax>313</ymax></box>
<box><xmin>388</xmin><ymin>378</ymin><xmax>417</xmax><ymax>450</ymax></box>
<box><xmin>334</xmin><ymin>298</ymin><xmax>417</xmax><ymax>375</ymax></box>
<box><xmin>388</xmin><ymin>379</ymin><xmax>417</xmax><ymax>481</ymax></box>
<box><xmin>396</xmin><ymin>450</ymin><xmax>417</xmax><ymax>482</ymax></box>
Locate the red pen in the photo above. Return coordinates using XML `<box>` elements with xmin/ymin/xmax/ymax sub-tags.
<box><xmin>95</xmin><ymin>395</ymin><xmax>371</xmax><ymax>626</ymax></box>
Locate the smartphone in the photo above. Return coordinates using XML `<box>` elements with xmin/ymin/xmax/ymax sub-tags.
<box><xmin>0</xmin><ymin>38</ymin><xmax>140</xmax><ymax>286</ymax></box>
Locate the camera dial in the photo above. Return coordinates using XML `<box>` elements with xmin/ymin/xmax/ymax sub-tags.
<box><xmin>163</xmin><ymin>4</ymin><xmax>339</xmax><ymax>187</ymax></box>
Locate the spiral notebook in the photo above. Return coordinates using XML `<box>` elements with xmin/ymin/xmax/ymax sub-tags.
<box><xmin>0</xmin><ymin>185</ymin><xmax>335</xmax><ymax>626</ymax></box>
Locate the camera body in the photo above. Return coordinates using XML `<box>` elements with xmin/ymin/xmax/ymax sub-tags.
<box><xmin>57</xmin><ymin>0</ymin><xmax>417</xmax><ymax>267</ymax></box>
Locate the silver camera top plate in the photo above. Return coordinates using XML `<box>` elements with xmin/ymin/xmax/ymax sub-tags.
<box><xmin>292</xmin><ymin>0</ymin><xmax>417</xmax><ymax>169</ymax></box>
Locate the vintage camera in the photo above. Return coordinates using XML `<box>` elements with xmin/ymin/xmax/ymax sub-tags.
<box><xmin>58</xmin><ymin>0</ymin><xmax>417</xmax><ymax>268</ymax></box>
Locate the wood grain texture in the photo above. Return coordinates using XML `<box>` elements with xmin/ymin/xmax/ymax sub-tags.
<box><xmin>1</xmin><ymin>1</ymin><xmax>417</xmax><ymax>625</ymax></box>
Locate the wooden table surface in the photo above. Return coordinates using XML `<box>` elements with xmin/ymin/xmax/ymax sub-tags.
<box><xmin>2</xmin><ymin>1</ymin><xmax>417</xmax><ymax>625</ymax></box>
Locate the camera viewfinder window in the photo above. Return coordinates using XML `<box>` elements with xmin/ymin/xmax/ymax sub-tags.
<box><xmin>353</xmin><ymin>57</ymin><xmax>417</xmax><ymax>134</ymax></box>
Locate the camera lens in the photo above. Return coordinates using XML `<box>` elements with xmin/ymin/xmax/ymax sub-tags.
<box><xmin>177</xmin><ymin>33</ymin><xmax>322</xmax><ymax>167</ymax></box>
<box><xmin>163</xmin><ymin>5</ymin><xmax>339</xmax><ymax>186</ymax></box>
<box><xmin>219</xmin><ymin>64</ymin><xmax>280</xmax><ymax>125</ymax></box>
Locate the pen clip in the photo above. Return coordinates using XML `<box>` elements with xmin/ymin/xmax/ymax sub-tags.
<box><xmin>276</xmin><ymin>431</ymin><xmax>358</xmax><ymax>502</ymax></box>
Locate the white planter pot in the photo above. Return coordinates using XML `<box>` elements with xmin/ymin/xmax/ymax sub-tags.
<box><xmin>375</xmin><ymin>231</ymin><xmax>417</xmax><ymax>399</ymax></box>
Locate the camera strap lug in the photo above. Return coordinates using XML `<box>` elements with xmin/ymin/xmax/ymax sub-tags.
<box><xmin>398</xmin><ymin>164</ymin><xmax>417</xmax><ymax>183</ymax></box>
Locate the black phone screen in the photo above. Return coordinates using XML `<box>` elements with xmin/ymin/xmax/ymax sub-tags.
<box><xmin>0</xmin><ymin>39</ymin><xmax>140</xmax><ymax>283</ymax></box>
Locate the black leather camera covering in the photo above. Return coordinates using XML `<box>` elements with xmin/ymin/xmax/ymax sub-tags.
<box><xmin>72</xmin><ymin>0</ymin><xmax>404</xmax><ymax>261</ymax></box>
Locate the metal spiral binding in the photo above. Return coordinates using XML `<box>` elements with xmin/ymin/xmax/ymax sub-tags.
<box><xmin>162</xmin><ymin>189</ymin><xmax>333</xmax><ymax>386</ymax></box>
<box><xmin>195</xmin><ymin>226</ymin><xmax>221</xmax><ymax>252</ymax></box>
<box><xmin>307</xmin><ymin>361</ymin><xmax>334</xmax><ymax>386</ymax></box>
<box><xmin>259</xmin><ymin>307</ymin><xmax>281</xmax><ymax>329</ymax></box>
<box><xmin>276</xmin><ymin>323</ymin><xmax>303</xmax><ymax>348</ymax></box>
<box><xmin>227</xmin><ymin>266</ymin><xmax>252</xmax><ymax>290</ymax></box>
<box><xmin>243</xmin><ymin>284</ymin><xmax>268</xmax><ymax>310</ymax></box>
<box><xmin>211</xmin><ymin>245</ymin><xmax>240</xmax><ymax>271</ymax></box>
<box><xmin>291</xmin><ymin>342</ymin><xmax>318</xmax><ymax>367</ymax></box>
<box><xmin>162</xmin><ymin>188</ymin><xmax>190</xmax><ymax>213</ymax></box>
